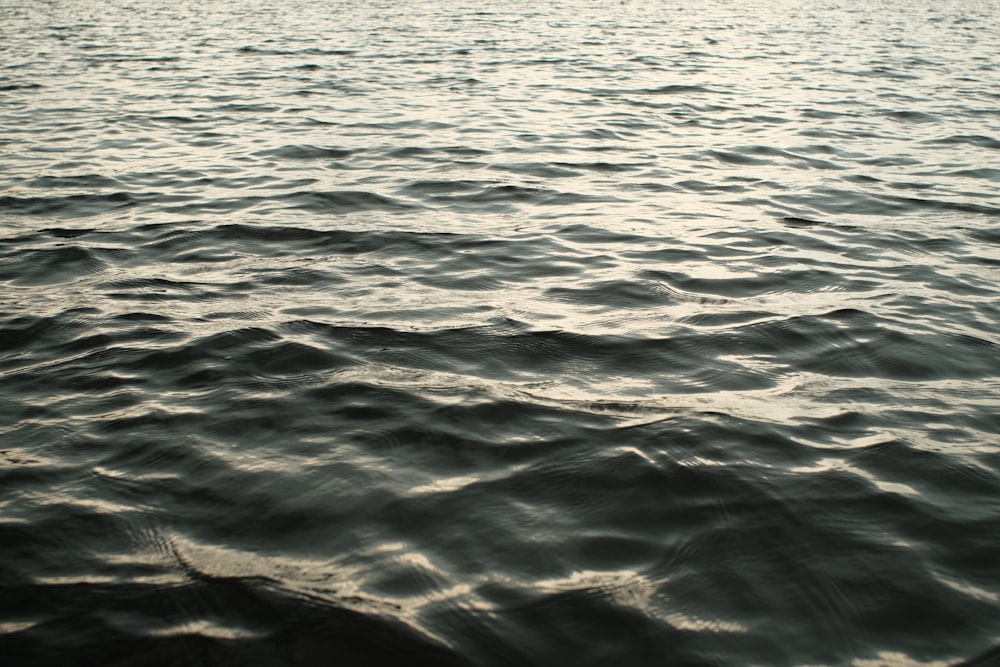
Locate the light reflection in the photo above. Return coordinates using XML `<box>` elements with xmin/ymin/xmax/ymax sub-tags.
<box><xmin>852</xmin><ymin>652</ymin><xmax>952</xmax><ymax>667</ymax></box>
<box><xmin>937</xmin><ymin>576</ymin><xmax>1000</xmax><ymax>604</ymax></box>
<box><xmin>662</xmin><ymin>611</ymin><xmax>747</xmax><ymax>634</ymax></box>
<box><xmin>535</xmin><ymin>568</ymin><xmax>748</xmax><ymax>633</ymax></box>
<box><xmin>146</xmin><ymin>620</ymin><xmax>259</xmax><ymax>640</ymax></box>
<box><xmin>790</xmin><ymin>457</ymin><xmax>920</xmax><ymax>497</ymax></box>
<box><xmin>408</xmin><ymin>474</ymin><xmax>481</xmax><ymax>495</ymax></box>
<box><xmin>0</xmin><ymin>621</ymin><xmax>36</xmax><ymax>633</ymax></box>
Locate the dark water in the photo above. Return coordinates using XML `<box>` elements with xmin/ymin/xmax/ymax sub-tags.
<box><xmin>2</xmin><ymin>0</ymin><xmax>1000</xmax><ymax>664</ymax></box>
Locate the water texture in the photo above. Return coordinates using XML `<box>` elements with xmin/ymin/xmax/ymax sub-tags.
<box><xmin>2</xmin><ymin>0</ymin><xmax>999</xmax><ymax>664</ymax></box>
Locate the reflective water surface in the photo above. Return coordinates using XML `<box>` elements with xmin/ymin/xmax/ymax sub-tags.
<box><xmin>2</xmin><ymin>0</ymin><xmax>999</xmax><ymax>664</ymax></box>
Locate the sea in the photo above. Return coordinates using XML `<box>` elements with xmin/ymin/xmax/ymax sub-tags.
<box><xmin>1</xmin><ymin>0</ymin><xmax>999</xmax><ymax>665</ymax></box>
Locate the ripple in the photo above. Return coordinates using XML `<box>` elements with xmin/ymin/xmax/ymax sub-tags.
<box><xmin>0</xmin><ymin>193</ymin><xmax>136</xmax><ymax>218</ymax></box>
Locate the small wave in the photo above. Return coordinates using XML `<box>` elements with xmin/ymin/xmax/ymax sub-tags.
<box><xmin>285</xmin><ymin>190</ymin><xmax>416</xmax><ymax>213</ymax></box>
<box><xmin>0</xmin><ymin>192</ymin><xmax>136</xmax><ymax>218</ymax></box>
<box><xmin>254</xmin><ymin>144</ymin><xmax>357</xmax><ymax>161</ymax></box>
<box><xmin>923</xmin><ymin>134</ymin><xmax>1000</xmax><ymax>150</ymax></box>
<box><xmin>237</xmin><ymin>45</ymin><xmax>357</xmax><ymax>57</ymax></box>
<box><xmin>0</xmin><ymin>244</ymin><xmax>111</xmax><ymax>286</ymax></box>
<box><xmin>0</xmin><ymin>82</ymin><xmax>42</xmax><ymax>91</ymax></box>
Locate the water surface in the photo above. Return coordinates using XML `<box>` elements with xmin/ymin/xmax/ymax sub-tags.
<box><xmin>2</xmin><ymin>0</ymin><xmax>999</xmax><ymax>665</ymax></box>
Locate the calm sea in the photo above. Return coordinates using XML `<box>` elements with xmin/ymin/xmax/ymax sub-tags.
<box><xmin>2</xmin><ymin>0</ymin><xmax>999</xmax><ymax>664</ymax></box>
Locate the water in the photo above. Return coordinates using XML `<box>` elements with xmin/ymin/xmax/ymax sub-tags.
<box><xmin>2</xmin><ymin>0</ymin><xmax>999</xmax><ymax>664</ymax></box>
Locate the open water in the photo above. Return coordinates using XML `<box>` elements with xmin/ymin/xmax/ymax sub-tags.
<box><xmin>2</xmin><ymin>0</ymin><xmax>1000</xmax><ymax>665</ymax></box>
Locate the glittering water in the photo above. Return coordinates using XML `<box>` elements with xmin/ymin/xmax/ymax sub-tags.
<box><xmin>2</xmin><ymin>0</ymin><xmax>999</xmax><ymax>665</ymax></box>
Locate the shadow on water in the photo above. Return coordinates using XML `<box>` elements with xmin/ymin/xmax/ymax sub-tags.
<box><xmin>5</xmin><ymin>580</ymin><xmax>475</xmax><ymax>667</ymax></box>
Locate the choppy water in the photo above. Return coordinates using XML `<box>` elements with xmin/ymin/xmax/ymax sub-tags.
<box><xmin>2</xmin><ymin>0</ymin><xmax>1000</xmax><ymax>664</ymax></box>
